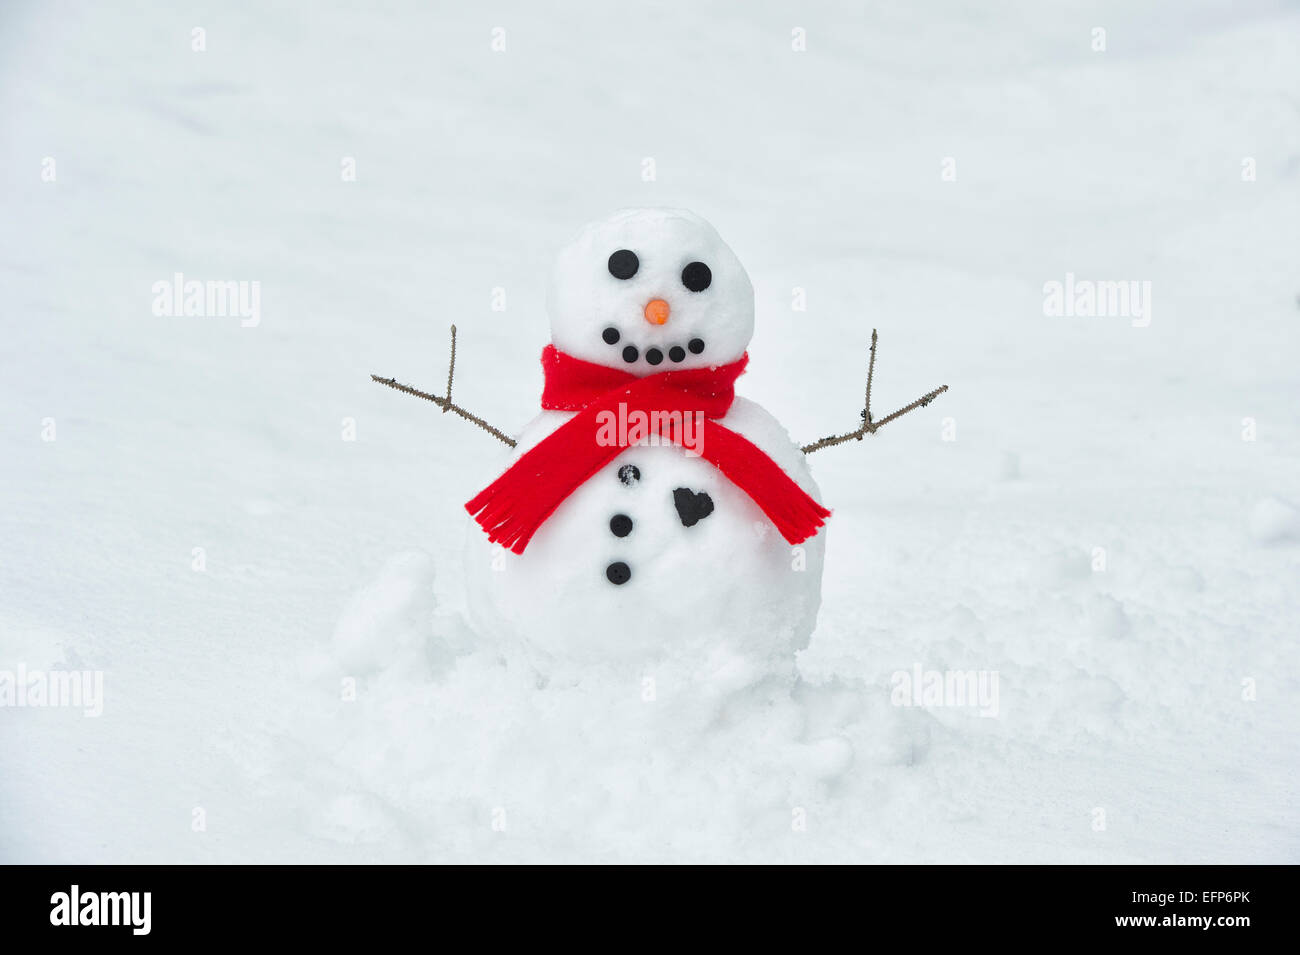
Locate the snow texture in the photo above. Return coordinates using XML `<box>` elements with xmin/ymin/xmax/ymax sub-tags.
<box><xmin>1</xmin><ymin>0</ymin><xmax>1298</xmax><ymax>863</ymax></box>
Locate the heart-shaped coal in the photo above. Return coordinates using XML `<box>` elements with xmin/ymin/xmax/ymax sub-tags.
<box><xmin>673</xmin><ymin>488</ymin><xmax>714</xmax><ymax>528</ymax></box>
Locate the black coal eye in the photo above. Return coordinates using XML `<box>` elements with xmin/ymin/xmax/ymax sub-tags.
<box><xmin>681</xmin><ymin>261</ymin><xmax>712</xmax><ymax>292</ymax></box>
<box><xmin>608</xmin><ymin>249</ymin><xmax>639</xmax><ymax>280</ymax></box>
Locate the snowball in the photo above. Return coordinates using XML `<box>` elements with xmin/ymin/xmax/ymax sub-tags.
<box><xmin>465</xmin><ymin>399</ymin><xmax>825</xmax><ymax>679</ymax></box>
<box><xmin>331</xmin><ymin>551</ymin><xmax>440</xmax><ymax>676</ymax></box>
<box><xmin>547</xmin><ymin>209</ymin><xmax>754</xmax><ymax>374</ymax></box>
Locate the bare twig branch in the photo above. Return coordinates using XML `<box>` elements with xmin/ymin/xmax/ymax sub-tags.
<box><xmin>800</xmin><ymin>328</ymin><xmax>948</xmax><ymax>454</ymax></box>
<box><xmin>864</xmin><ymin>328</ymin><xmax>877</xmax><ymax>429</ymax></box>
<box><xmin>371</xmin><ymin>325</ymin><xmax>517</xmax><ymax>448</ymax></box>
<box><xmin>445</xmin><ymin>324</ymin><xmax>457</xmax><ymax>403</ymax></box>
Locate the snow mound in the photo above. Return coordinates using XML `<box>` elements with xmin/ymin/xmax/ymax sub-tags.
<box><xmin>330</xmin><ymin>551</ymin><xmax>447</xmax><ymax>677</ymax></box>
<box><xmin>1248</xmin><ymin>497</ymin><xmax>1300</xmax><ymax>545</ymax></box>
<box><xmin>284</xmin><ymin>556</ymin><xmax>942</xmax><ymax>862</ymax></box>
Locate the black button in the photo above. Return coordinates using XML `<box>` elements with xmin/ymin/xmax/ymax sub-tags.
<box><xmin>606</xmin><ymin>561</ymin><xmax>631</xmax><ymax>585</ymax></box>
<box><xmin>645</xmin><ymin>347</ymin><xmax>663</xmax><ymax>365</ymax></box>
<box><xmin>688</xmin><ymin>338</ymin><xmax>705</xmax><ymax>354</ymax></box>
<box><xmin>618</xmin><ymin>464</ymin><xmax>640</xmax><ymax>485</ymax></box>
<box><xmin>669</xmin><ymin>345</ymin><xmax>686</xmax><ymax>362</ymax></box>
<box><xmin>622</xmin><ymin>345</ymin><xmax>639</xmax><ymax>363</ymax></box>
<box><xmin>609</xmin><ymin>514</ymin><xmax>633</xmax><ymax>537</ymax></box>
<box><xmin>602</xmin><ymin>326</ymin><xmax>620</xmax><ymax>345</ymax></box>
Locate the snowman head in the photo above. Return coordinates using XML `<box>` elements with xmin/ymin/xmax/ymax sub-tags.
<box><xmin>547</xmin><ymin>208</ymin><xmax>755</xmax><ymax>374</ymax></box>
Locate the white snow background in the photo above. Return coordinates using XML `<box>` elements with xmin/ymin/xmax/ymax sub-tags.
<box><xmin>1</xmin><ymin>0</ymin><xmax>1298</xmax><ymax>863</ymax></box>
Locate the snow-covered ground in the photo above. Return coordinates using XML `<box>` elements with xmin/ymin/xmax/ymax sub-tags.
<box><xmin>2</xmin><ymin>0</ymin><xmax>1297</xmax><ymax>863</ymax></box>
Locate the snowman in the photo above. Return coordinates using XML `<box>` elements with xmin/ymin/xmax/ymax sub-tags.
<box><xmin>374</xmin><ymin>208</ymin><xmax>945</xmax><ymax>676</ymax></box>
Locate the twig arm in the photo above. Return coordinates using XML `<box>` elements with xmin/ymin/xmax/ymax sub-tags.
<box><xmin>371</xmin><ymin>325</ymin><xmax>517</xmax><ymax>448</ymax></box>
<box><xmin>800</xmin><ymin>328</ymin><xmax>947</xmax><ymax>454</ymax></box>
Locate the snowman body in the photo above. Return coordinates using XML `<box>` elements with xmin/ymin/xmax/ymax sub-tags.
<box><xmin>464</xmin><ymin>209</ymin><xmax>826</xmax><ymax>673</ymax></box>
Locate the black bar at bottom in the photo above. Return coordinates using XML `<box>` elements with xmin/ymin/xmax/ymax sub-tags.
<box><xmin>0</xmin><ymin>864</ymin><xmax>1284</xmax><ymax>941</ymax></box>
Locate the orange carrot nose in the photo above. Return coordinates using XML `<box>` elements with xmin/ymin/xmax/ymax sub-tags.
<box><xmin>644</xmin><ymin>298</ymin><xmax>670</xmax><ymax>325</ymax></box>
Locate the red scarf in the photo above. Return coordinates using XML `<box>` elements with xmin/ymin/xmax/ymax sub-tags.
<box><xmin>465</xmin><ymin>346</ymin><xmax>830</xmax><ymax>554</ymax></box>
